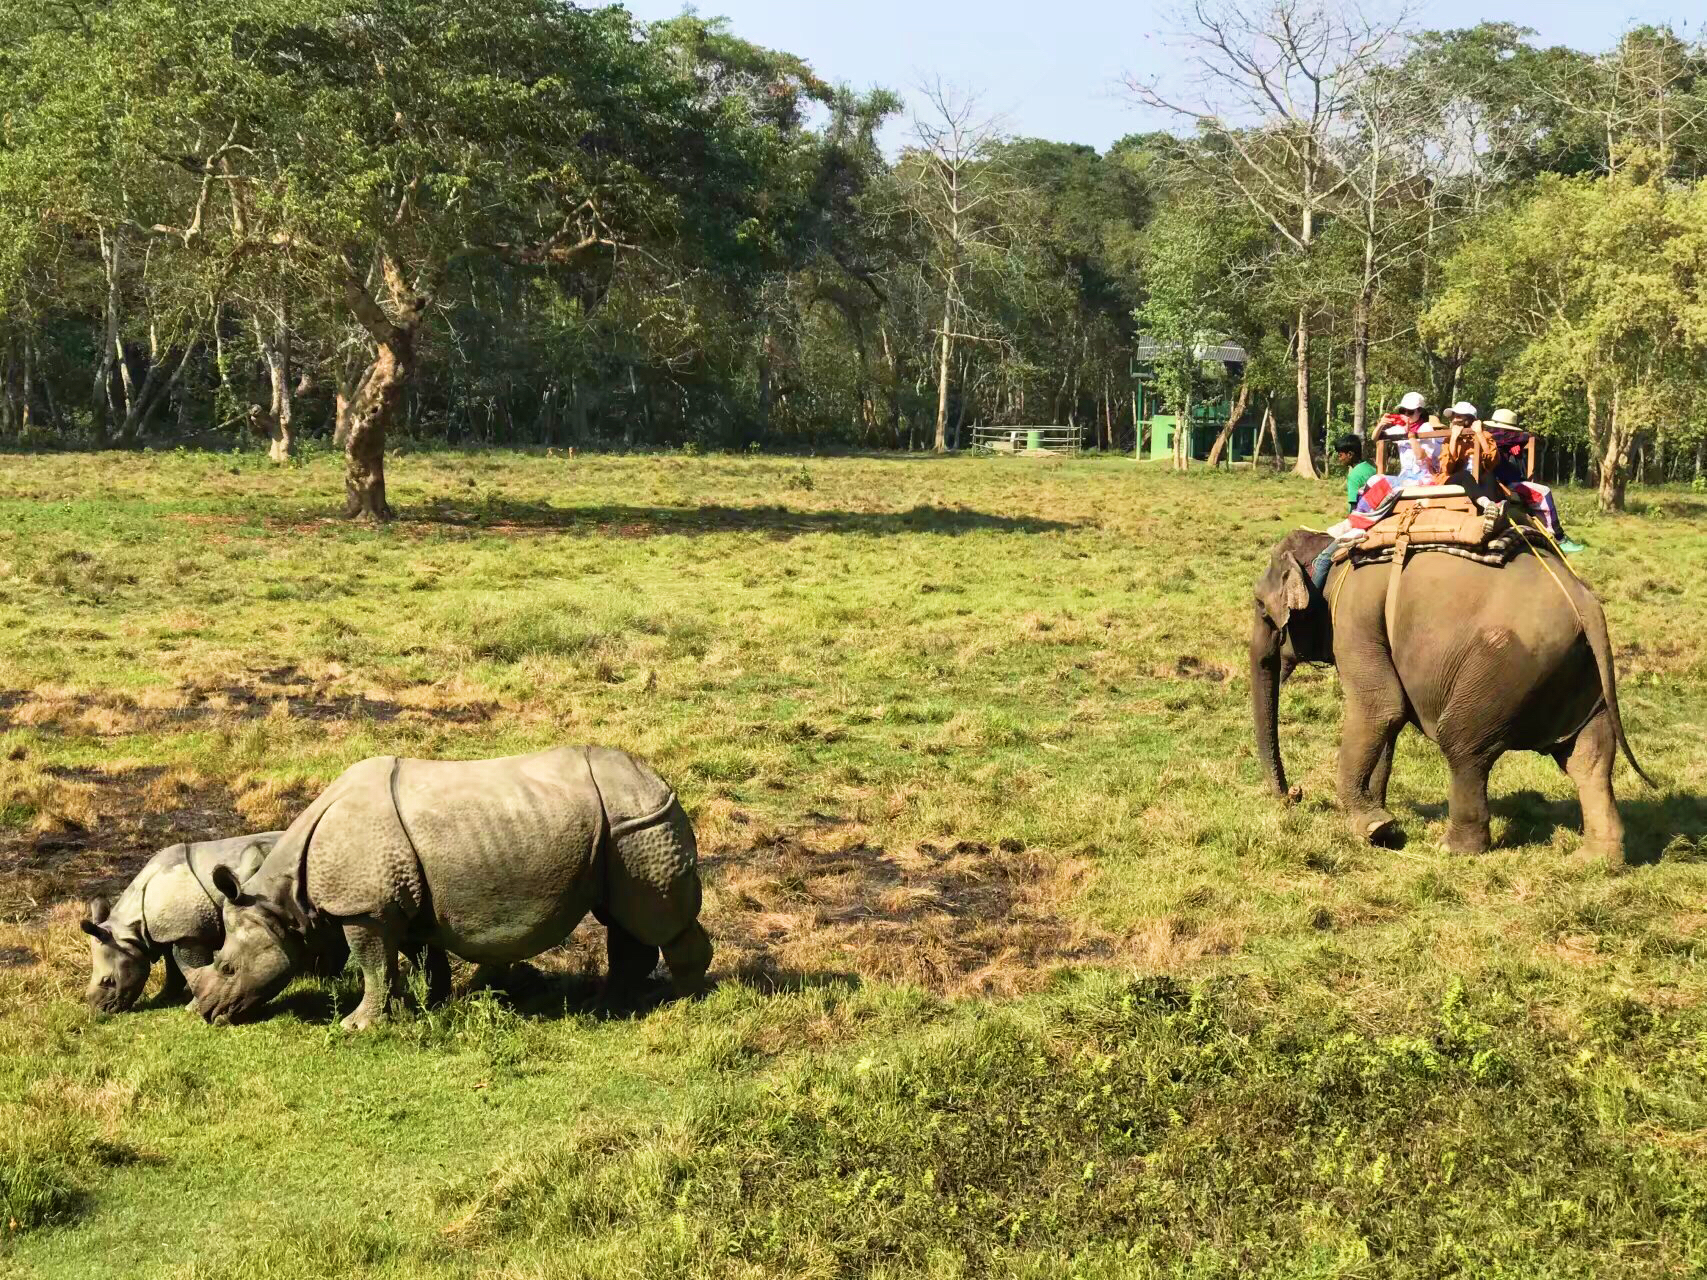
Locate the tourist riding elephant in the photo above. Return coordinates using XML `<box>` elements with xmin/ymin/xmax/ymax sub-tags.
<box><xmin>1250</xmin><ymin>529</ymin><xmax>1651</xmax><ymax>864</ymax></box>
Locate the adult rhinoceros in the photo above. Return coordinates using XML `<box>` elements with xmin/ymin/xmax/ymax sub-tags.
<box><xmin>190</xmin><ymin>746</ymin><xmax>711</xmax><ymax>1029</ymax></box>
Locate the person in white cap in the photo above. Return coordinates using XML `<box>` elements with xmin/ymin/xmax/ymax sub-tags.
<box><xmin>1439</xmin><ymin>401</ymin><xmax>1490</xmax><ymax>477</ymax></box>
<box><xmin>1376</xmin><ymin>391</ymin><xmax>1442</xmax><ymax>487</ymax></box>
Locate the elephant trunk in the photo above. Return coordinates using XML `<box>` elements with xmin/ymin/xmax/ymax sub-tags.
<box><xmin>1250</xmin><ymin>617</ymin><xmax>1292</xmax><ymax>800</ymax></box>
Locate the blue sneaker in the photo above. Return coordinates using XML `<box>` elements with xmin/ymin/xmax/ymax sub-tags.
<box><xmin>1558</xmin><ymin>538</ymin><xmax>1586</xmax><ymax>555</ymax></box>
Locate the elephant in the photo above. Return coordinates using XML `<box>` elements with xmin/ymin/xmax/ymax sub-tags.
<box><xmin>81</xmin><ymin>833</ymin><xmax>284</xmax><ymax>1012</ymax></box>
<box><xmin>1251</xmin><ymin>529</ymin><xmax>1651</xmax><ymax>863</ymax></box>
<box><xmin>188</xmin><ymin>745</ymin><xmax>711</xmax><ymax>1029</ymax></box>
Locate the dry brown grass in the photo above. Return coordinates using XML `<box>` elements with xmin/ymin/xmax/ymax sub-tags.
<box><xmin>692</xmin><ymin>808</ymin><xmax>1119</xmax><ymax>997</ymax></box>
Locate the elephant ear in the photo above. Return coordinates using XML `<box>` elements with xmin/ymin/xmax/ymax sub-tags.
<box><xmin>1282</xmin><ymin>555</ymin><xmax>1312</xmax><ymax>615</ymax></box>
<box><xmin>1259</xmin><ymin>553</ymin><xmax>1314</xmax><ymax>631</ymax></box>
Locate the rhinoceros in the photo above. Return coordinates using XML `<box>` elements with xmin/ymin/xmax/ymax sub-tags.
<box><xmin>189</xmin><ymin>746</ymin><xmax>712</xmax><ymax>1029</ymax></box>
<box><xmin>82</xmin><ymin>833</ymin><xmax>285</xmax><ymax>1012</ymax></box>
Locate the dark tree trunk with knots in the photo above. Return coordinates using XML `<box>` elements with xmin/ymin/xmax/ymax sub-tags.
<box><xmin>340</xmin><ymin>259</ymin><xmax>428</xmax><ymax>521</ymax></box>
<box><xmin>343</xmin><ymin>334</ymin><xmax>412</xmax><ymax>520</ymax></box>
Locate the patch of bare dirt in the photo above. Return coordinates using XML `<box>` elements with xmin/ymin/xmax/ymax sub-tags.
<box><xmin>0</xmin><ymin>665</ymin><xmax>497</xmax><ymax>738</ymax></box>
<box><xmin>0</xmin><ymin>763</ymin><xmax>312</xmax><ymax>920</ymax></box>
<box><xmin>688</xmin><ymin>815</ymin><xmax>1121</xmax><ymax>997</ymax></box>
<box><xmin>1160</xmin><ymin>654</ymin><xmax>1234</xmax><ymax>683</ymax></box>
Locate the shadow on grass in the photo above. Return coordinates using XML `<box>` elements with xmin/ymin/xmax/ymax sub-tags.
<box><xmin>1415</xmin><ymin>787</ymin><xmax>1707</xmax><ymax>867</ymax></box>
<box><xmin>406</xmin><ymin>498</ymin><xmax>1079</xmax><ymax>539</ymax></box>
<box><xmin>256</xmin><ymin>961</ymin><xmax>863</xmax><ymax>1029</ymax></box>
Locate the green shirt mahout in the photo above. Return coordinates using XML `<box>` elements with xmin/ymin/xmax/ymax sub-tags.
<box><xmin>1346</xmin><ymin>460</ymin><xmax>1377</xmax><ymax>510</ymax></box>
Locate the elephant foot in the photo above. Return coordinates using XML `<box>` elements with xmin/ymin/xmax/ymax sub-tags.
<box><xmin>1445</xmin><ymin>821</ymin><xmax>1491</xmax><ymax>855</ymax></box>
<box><xmin>340</xmin><ymin>1004</ymin><xmax>388</xmax><ymax>1032</ymax></box>
<box><xmin>1582</xmin><ymin>840</ymin><xmax>1628</xmax><ymax>874</ymax></box>
<box><xmin>1350</xmin><ymin>809</ymin><xmax>1402</xmax><ymax>849</ymax></box>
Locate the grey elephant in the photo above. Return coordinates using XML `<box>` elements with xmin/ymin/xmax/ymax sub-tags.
<box><xmin>81</xmin><ymin>833</ymin><xmax>286</xmax><ymax>1012</ymax></box>
<box><xmin>1251</xmin><ymin>530</ymin><xmax>1650</xmax><ymax>863</ymax></box>
<box><xmin>189</xmin><ymin>745</ymin><xmax>712</xmax><ymax>1029</ymax></box>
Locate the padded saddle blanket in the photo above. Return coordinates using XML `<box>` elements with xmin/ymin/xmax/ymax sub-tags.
<box><xmin>1332</xmin><ymin>485</ymin><xmax>1532</xmax><ymax>569</ymax></box>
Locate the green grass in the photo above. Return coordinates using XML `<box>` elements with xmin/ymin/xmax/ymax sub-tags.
<box><xmin>2</xmin><ymin>447</ymin><xmax>1706</xmax><ymax>1276</ymax></box>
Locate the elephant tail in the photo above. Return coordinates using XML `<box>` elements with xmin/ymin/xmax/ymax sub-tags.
<box><xmin>1576</xmin><ymin>584</ymin><xmax>1656</xmax><ymax>788</ymax></box>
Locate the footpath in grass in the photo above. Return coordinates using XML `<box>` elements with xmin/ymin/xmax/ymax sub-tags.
<box><xmin>1</xmin><ymin>448</ymin><xmax>1705</xmax><ymax>1277</ymax></box>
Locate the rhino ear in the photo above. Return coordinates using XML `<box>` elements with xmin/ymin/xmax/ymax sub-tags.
<box><xmin>80</xmin><ymin>917</ymin><xmax>115</xmax><ymax>945</ymax></box>
<box><xmin>210</xmin><ymin>865</ymin><xmax>251</xmax><ymax>906</ymax></box>
<box><xmin>86</xmin><ymin>896</ymin><xmax>111</xmax><ymax>925</ymax></box>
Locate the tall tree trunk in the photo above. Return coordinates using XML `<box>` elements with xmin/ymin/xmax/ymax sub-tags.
<box><xmin>1592</xmin><ymin>384</ymin><xmax>1631</xmax><ymax>513</ymax></box>
<box><xmin>933</xmin><ymin>295</ymin><xmax>953</xmax><ymax>453</ymax></box>
<box><xmin>253</xmin><ymin>301</ymin><xmax>293</xmax><ymax>463</ymax></box>
<box><xmin>1352</xmin><ymin>290</ymin><xmax>1370</xmax><ymax>440</ymax></box>
<box><xmin>880</xmin><ymin>323</ymin><xmax>902</xmax><ymax>448</ymax></box>
<box><xmin>93</xmin><ymin>227</ymin><xmax>122</xmax><ymax>445</ymax></box>
<box><xmin>1294</xmin><ymin>195</ymin><xmax>1318</xmax><ymax>478</ymax></box>
<box><xmin>1206</xmin><ymin>379</ymin><xmax>1251</xmax><ymax>468</ymax></box>
<box><xmin>1260</xmin><ymin>399</ymin><xmax>1284</xmax><ymax>470</ymax></box>
<box><xmin>1294</xmin><ymin>305</ymin><xmax>1316</xmax><ymax>477</ymax></box>
<box><xmin>19</xmin><ymin>333</ymin><xmax>34</xmax><ymax>433</ymax></box>
<box><xmin>343</xmin><ymin>337</ymin><xmax>410</xmax><ymax>519</ymax></box>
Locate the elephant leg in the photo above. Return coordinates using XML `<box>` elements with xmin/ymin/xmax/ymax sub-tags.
<box><xmin>602</xmin><ymin>920</ymin><xmax>661</xmax><ymax>1006</ymax></box>
<box><xmin>1370</xmin><ymin>736</ymin><xmax>1398</xmax><ymax>811</ymax></box>
<box><xmin>467</xmin><ymin>963</ymin><xmax>511</xmax><ymax>992</ymax></box>
<box><xmin>1555</xmin><ymin>710</ymin><xmax>1625</xmax><ymax>869</ymax></box>
<box><xmin>1337</xmin><ymin>666</ymin><xmax>1408</xmax><ymax>844</ymax></box>
<box><xmin>341</xmin><ymin>919</ymin><xmax>400</xmax><ymax>1031</ymax></box>
<box><xmin>1445</xmin><ymin>754</ymin><xmax>1495</xmax><ymax>854</ymax></box>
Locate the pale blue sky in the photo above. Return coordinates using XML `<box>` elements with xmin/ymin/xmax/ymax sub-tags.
<box><xmin>621</xmin><ymin>1</ymin><xmax>1700</xmax><ymax>151</ymax></box>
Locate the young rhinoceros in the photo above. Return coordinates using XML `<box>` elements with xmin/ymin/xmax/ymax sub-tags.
<box><xmin>82</xmin><ymin>833</ymin><xmax>283</xmax><ymax>1012</ymax></box>
<box><xmin>190</xmin><ymin>746</ymin><xmax>712</xmax><ymax>1030</ymax></box>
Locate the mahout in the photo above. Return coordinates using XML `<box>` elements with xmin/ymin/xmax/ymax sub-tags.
<box><xmin>189</xmin><ymin>745</ymin><xmax>711</xmax><ymax>1029</ymax></box>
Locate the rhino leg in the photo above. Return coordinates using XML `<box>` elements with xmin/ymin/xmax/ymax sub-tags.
<box><xmin>159</xmin><ymin>950</ymin><xmax>189</xmax><ymax>1004</ymax></box>
<box><xmin>341</xmin><ymin>919</ymin><xmax>400</xmax><ymax>1031</ymax></box>
<box><xmin>408</xmin><ymin>944</ymin><xmax>452</xmax><ymax>1007</ymax></box>
<box><xmin>660</xmin><ymin>922</ymin><xmax>712</xmax><ymax>997</ymax></box>
<box><xmin>602</xmin><ymin>918</ymin><xmax>661</xmax><ymax>1005</ymax></box>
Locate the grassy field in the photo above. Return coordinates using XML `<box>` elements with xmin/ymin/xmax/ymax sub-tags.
<box><xmin>2</xmin><ymin>447</ymin><xmax>1705</xmax><ymax>1278</ymax></box>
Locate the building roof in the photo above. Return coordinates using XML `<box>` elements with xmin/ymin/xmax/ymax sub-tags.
<box><xmin>1133</xmin><ymin>336</ymin><xmax>1248</xmax><ymax>365</ymax></box>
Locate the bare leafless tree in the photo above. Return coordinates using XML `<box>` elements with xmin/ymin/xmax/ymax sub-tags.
<box><xmin>1338</xmin><ymin>61</ymin><xmax>1437</xmax><ymax>436</ymax></box>
<box><xmin>1128</xmin><ymin>0</ymin><xmax>1410</xmax><ymax>476</ymax></box>
<box><xmin>905</xmin><ymin>80</ymin><xmax>1007</xmax><ymax>453</ymax></box>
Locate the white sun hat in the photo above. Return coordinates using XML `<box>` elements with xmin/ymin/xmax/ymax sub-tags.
<box><xmin>1398</xmin><ymin>391</ymin><xmax>1426</xmax><ymax>411</ymax></box>
<box><xmin>1450</xmin><ymin>401</ymin><xmax>1479</xmax><ymax>418</ymax></box>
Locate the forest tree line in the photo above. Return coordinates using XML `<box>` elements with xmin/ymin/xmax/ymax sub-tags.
<box><xmin>2</xmin><ymin>1</ymin><xmax>1706</xmax><ymax>514</ymax></box>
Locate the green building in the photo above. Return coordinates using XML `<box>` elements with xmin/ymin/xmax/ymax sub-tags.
<box><xmin>1132</xmin><ymin>337</ymin><xmax>1269</xmax><ymax>462</ymax></box>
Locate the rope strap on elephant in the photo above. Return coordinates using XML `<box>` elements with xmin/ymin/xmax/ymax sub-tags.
<box><xmin>1382</xmin><ymin>506</ymin><xmax>1421</xmax><ymax>644</ymax></box>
